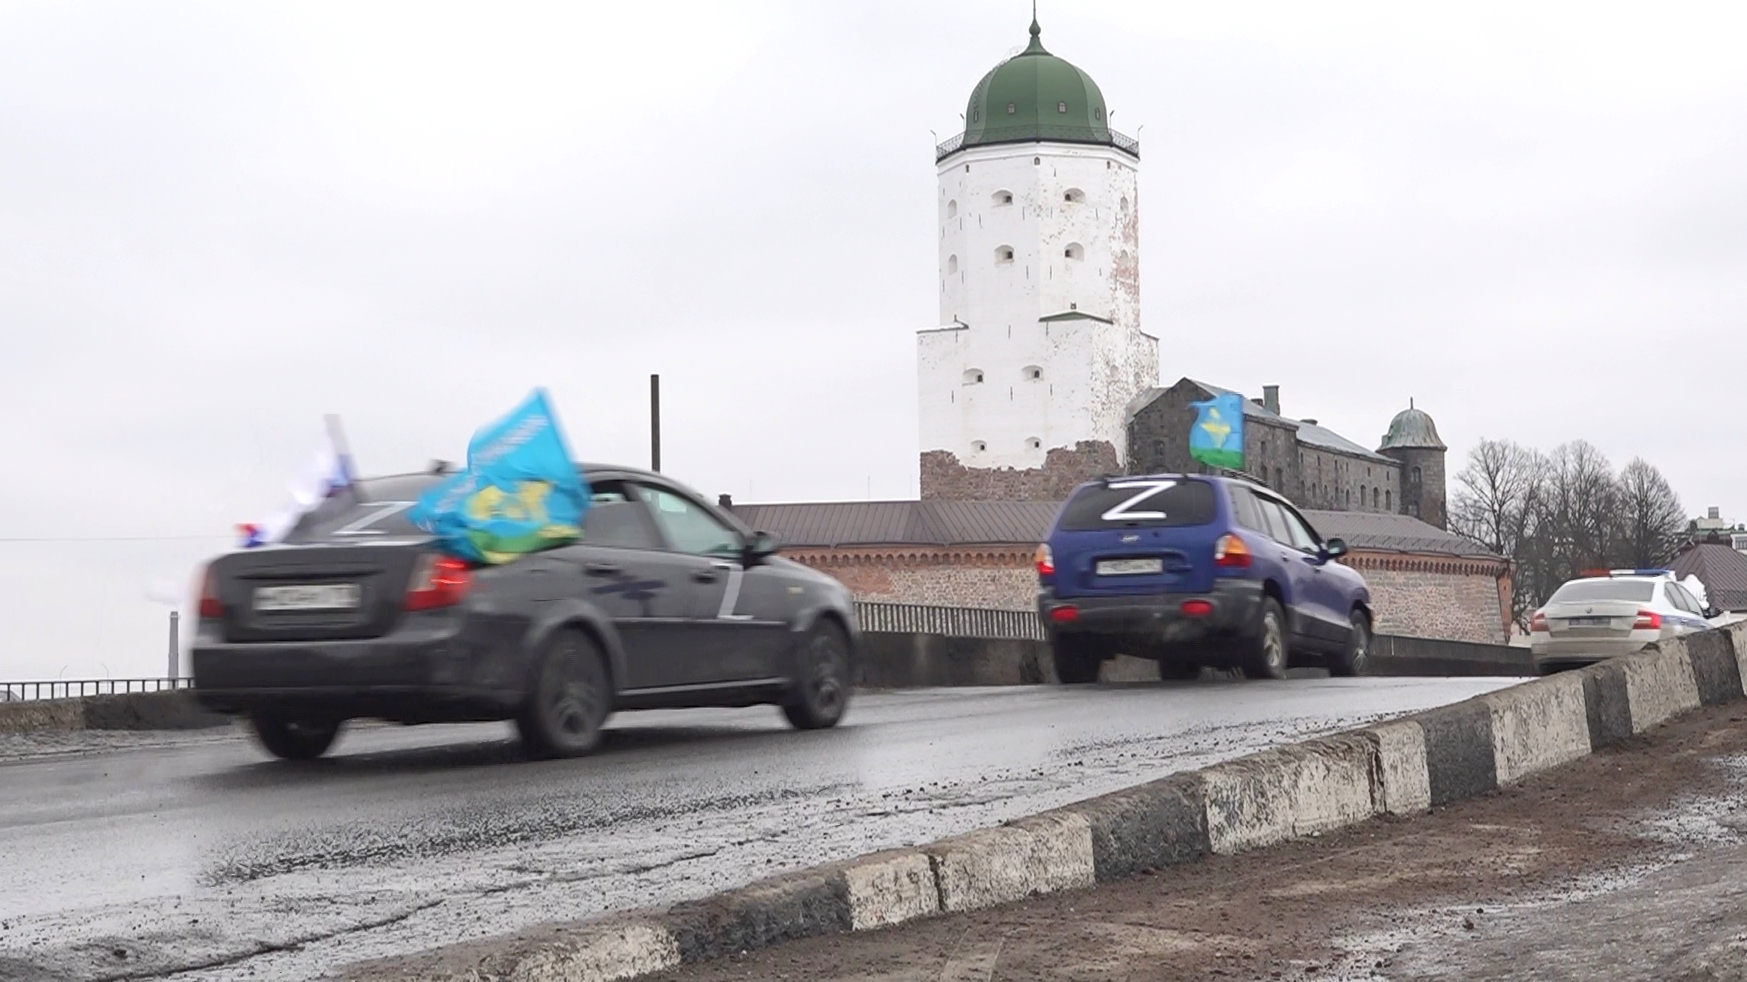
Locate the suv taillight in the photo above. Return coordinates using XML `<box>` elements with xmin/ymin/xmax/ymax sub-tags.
<box><xmin>1214</xmin><ymin>533</ymin><xmax>1251</xmax><ymax>569</ymax></box>
<box><xmin>406</xmin><ymin>554</ymin><xmax>472</xmax><ymax>611</ymax></box>
<box><xmin>1634</xmin><ymin>609</ymin><xmax>1661</xmax><ymax>631</ymax></box>
<box><xmin>197</xmin><ymin>566</ymin><xmax>223</xmax><ymax>619</ymax></box>
<box><xmin>1035</xmin><ymin>543</ymin><xmax>1055</xmax><ymax>577</ymax></box>
<box><xmin>1530</xmin><ymin>610</ymin><xmax>1548</xmax><ymax>632</ymax></box>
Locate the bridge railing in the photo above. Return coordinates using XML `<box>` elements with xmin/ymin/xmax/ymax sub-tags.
<box><xmin>853</xmin><ymin>601</ymin><xmax>1044</xmax><ymax>641</ymax></box>
<box><xmin>0</xmin><ymin>677</ymin><xmax>194</xmax><ymax>703</ymax></box>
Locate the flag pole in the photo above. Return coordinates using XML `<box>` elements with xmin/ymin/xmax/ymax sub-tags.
<box><xmin>324</xmin><ymin>414</ymin><xmax>366</xmax><ymax>501</ymax></box>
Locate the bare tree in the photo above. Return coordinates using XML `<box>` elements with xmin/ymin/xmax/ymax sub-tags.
<box><xmin>1613</xmin><ymin>458</ymin><xmax>1686</xmax><ymax>568</ymax></box>
<box><xmin>1540</xmin><ymin>440</ymin><xmax>1619</xmax><ymax>577</ymax></box>
<box><xmin>1450</xmin><ymin>439</ymin><xmax>1547</xmax><ymax>627</ymax></box>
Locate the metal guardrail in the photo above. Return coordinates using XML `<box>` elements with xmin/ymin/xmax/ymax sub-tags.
<box><xmin>0</xmin><ymin>678</ymin><xmax>193</xmax><ymax>703</ymax></box>
<box><xmin>853</xmin><ymin>601</ymin><xmax>1045</xmax><ymax>641</ymax></box>
<box><xmin>934</xmin><ymin>126</ymin><xmax>1140</xmax><ymax>162</ymax></box>
<box><xmin>0</xmin><ymin>606</ymin><xmax>1040</xmax><ymax>702</ymax></box>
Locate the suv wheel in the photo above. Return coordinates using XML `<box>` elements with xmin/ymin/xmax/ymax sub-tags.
<box><xmin>251</xmin><ymin>715</ymin><xmax>342</xmax><ymax>761</ymax></box>
<box><xmin>1052</xmin><ymin>634</ymin><xmax>1107</xmax><ymax>684</ymax></box>
<box><xmin>783</xmin><ymin>620</ymin><xmax>853</xmax><ymax>730</ymax></box>
<box><xmin>1242</xmin><ymin>598</ymin><xmax>1290</xmax><ymax>681</ymax></box>
<box><xmin>1158</xmin><ymin>661</ymin><xmax>1201</xmax><ymax>681</ymax></box>
<box><xmin>1329</xmin><ymin>610</ymin><xmax>1371</xmax><ymax>677</ymax></box>
<box><xmin>517</xmin><ymin>629</ymin><xmax>612</xmax><ymax>759</ymax></box>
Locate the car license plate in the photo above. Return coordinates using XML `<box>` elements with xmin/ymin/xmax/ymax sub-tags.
<box><xmin>1096</xmin><ymin>558</ymin><xmax>1164</xmax><ymax>576</ymax></box>
<box><xmin>1566</xmin><ymin>616</ymin><xmax>1611</xmax><ymax>627</ymax></box>
<box><xmin>254</xmin><ymin>583</ymin><xmax>362</xmax><ymax>612</ymax></box>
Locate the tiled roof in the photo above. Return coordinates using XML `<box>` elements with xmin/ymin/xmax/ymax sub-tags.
<box><xmin>732</xmin><ymin>498</ymin><xmax>1499</xmax><ymax>559</ymax></box>
<box><xmin>1672</xmin><ymin>543</ymin><xmax>1747</xmax><ymax>611</ymax></box>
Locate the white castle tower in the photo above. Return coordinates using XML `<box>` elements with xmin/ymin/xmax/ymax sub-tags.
<box><xmin>918</xmin><ymin>16</ymin><xmax>1157</xmax><ymax>500</ymax></box>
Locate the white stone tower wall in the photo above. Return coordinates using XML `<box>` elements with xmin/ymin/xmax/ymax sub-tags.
<box><xmin>920</xmin><ymin>141</ymin><xmax>1155</xmax><ymax>472</ymax></box>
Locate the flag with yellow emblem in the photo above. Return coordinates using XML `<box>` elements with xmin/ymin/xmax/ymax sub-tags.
<box><xmin>1188</xmin><ymin>392</ymin><xmax>1245</xmax><ymax>470</ymax></box>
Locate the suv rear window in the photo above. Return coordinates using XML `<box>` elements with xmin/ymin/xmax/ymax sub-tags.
<box><xmin>1057</xmin><ymin>479</ymin><xmax>1218</xmax><ymax>531</ymax></box>
<box><xmin>1548</xmin><ymin>579</ymin><xmax>1656</xmax><ymax>603</ymax></box>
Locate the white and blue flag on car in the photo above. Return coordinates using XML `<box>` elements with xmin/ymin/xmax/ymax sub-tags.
<box><xmin>241</xmin><ymin>423</ymin><xmax>357</xmax><ymax>548</ymax></box>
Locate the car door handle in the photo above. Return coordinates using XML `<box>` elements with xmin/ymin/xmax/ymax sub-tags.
<box><xmin>693</xmin><ymin>569</ymin><xmax>720</xmax><ymax>583</ymax></box>
<box><xmin>583</xmin><ymin>562</ymin><xmax>621</xmax><ymax>577</ymax></box>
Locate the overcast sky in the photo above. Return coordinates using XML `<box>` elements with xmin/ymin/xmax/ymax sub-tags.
<box><xmin>3</xmin><ymin>0</ymin><xmax>1744</xmax><ymax>680</ymax></box>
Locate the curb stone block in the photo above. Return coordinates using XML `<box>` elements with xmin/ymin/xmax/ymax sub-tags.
<box><xmin>1622</xmin><ymin>644</ymin><xmax>1701</xmax><ymax>733</ymax></box>
<box><xmin>1201</xmin><ymin>735</ymin><xmax>1380</xmax><ymax>855</ymax></box>
<box><xmin>506</xmin><ymin>920</ymin><xmax>682</xmax><ymax>982</ymax></box>
<box><xmin>1484</xmin><ymin>670</ymin><xmax>1591</xmax><ymax>785</ymax></box>
<box><xmin>1068</xmin><ymin>773</ymin><xmax>1209</xmax><ymax>880</ymax></box>
<box><xmin>925</xmin><ymin>812</ymin><xmax>1095</xmax><ymax>912</ymax></box>
<box><xmin>1579</xmin><ymin>661</ymin><xmax>1635</xmax><ymax>750</ymax></box>
<box><xmin>1727</xmin><ymin>622</ymin><xmax>1747</xmax><ymax>688</ymax></box>
<box><xmin>665</xmin><ymin>866</ymin><xmax>850</xmax><ymax>963</ymax></box>
<box><xmin>839</xmin><ymin>850</ymin><xmax>940</xmax><ymax>931</ymax></box>
<box><xmin>1684</xmin><ymin>630</ymin><xmax>1744</xmax><ymax>706</ymax></box>
<box><xmin>1361</xmin><ymin>718</ymin><xmax>1430</xmax><ymax>815</ymax></box>
<box><xmin>1416</xmin><ymin>699</ymin><xmax>1497</xmax><ymax>806</ymax></box>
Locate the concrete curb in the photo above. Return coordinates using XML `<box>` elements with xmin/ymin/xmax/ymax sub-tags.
<box><xmin>0</xmin><ymin>691</ymin><xmax>227</xmax><ymax>734</ymax></box>
<box><xmin>344</xmin><ymin>622</ymin><xmax>1746</xmax><ymax>982</ymax></box>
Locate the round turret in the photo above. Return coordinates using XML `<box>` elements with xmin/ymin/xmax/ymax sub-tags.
<box><xmin>1377</xmin><ymin>400</ymin><xmax>1447</xmax><ymax>528</ymax></box>
<box><xmin>958</xmin><ymin>18</ymin><xmax>1118</xmax><ymax>153</ymax></box>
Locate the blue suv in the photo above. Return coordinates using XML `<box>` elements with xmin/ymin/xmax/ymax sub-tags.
<box><xmin>1036</xmin><ymin>475</ymin><xmax>1373</xmax><ymax>682</ymax></box>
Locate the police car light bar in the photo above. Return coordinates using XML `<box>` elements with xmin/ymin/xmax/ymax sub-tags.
<box><xmin>1608</xmin><ymin>568</ymin><xmax>1675</xmax><ymax>578</ymax></box>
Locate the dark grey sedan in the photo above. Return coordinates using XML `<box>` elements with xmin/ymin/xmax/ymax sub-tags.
<box><xmin>191</xmin><ymin>464</ymin><xmax>859</xmax><ymax>760</ymax></box>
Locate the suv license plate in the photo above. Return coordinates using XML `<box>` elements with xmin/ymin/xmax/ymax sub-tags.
<box><xmin>254</xmin><ymin>583</ymin><xmax>362</xmax><ymax>612</ymax></box>
<box><xmin>1096</xmin><ymin>558</ymin><xmax>1164</xmax><ymax>576</ymax></box>
<box><xmin>1566</xmin><ymin>616</ymin><xmax>1611</xmax><ymax>627</ymax></box>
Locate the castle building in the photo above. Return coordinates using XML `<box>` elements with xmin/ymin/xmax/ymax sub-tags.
<box><xmin>726</xmin><ymin>14</ymin><xmax>1509</xmax><ymax>644</ymax></box>
<box><xmin>918</xmin><ymin>17</ymin><xmax>1157</xmax><ymax>501</ymax></box>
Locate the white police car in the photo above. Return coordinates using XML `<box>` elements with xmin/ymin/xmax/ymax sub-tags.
<box><xmin>1529</xmin><ymin>569</ymin><xmax>1722</xmax><ymax>673</ymax></box>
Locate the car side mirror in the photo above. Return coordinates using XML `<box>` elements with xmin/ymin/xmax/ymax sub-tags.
<box><xmin>745</xmin><ymin>530</ymin><xmax>780</xmax><ymax>564</ymax></box>
<box><xmin>1705</xmin><ymin>606</ymin><xmax>1722</xmax><ymax>620</ymax></box>
<box><xmin>1322</xmin><ymin>537</ymin><xmax>1349</xmax><ymax>560</ymax></box>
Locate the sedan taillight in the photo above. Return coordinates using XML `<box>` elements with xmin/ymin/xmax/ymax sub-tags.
<box><xmin>1634</xmin><ymin>609</ymin><xmax>1661</xmax><ymax>631</ymax></box>
<box><xmin>198</xmin><ymin>566</ymin><xmax>223</xmax><ymax>619</ymax></box>
<box><xmin>1529</xmin><ymin>610</ymin><xmax>1548</xmax><ymax>633</ymax></box>
<box><xmin>406</xmin><ymin>554</ymin><xmax>473</xmax><ymax>611</ymax></box>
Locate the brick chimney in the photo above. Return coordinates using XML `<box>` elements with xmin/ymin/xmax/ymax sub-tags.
<box><xmin>1262</xmin><ymin>385</ymin><xmax>1280</xmax><ymax>415</ymax></box>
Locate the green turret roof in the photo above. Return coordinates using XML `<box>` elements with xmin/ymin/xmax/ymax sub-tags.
<box><xmin>949</xmin><ymin>17</ymin><xmax>1132</xmax><ymax>158</ymax></box>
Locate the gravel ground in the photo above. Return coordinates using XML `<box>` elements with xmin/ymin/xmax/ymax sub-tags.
<box><xmin>640</xmin><ymin>700</ymin><xmax>1747</xmax><ymax>982</ymax></box>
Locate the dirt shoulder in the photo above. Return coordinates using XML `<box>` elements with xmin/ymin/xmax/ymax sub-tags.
<box><xmin>644</xmin><ymin>700</ymin><xmax>1747</xmax><ymax>982</ymax></box>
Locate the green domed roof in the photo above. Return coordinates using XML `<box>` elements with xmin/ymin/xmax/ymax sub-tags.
<box><xmin>948</xmin><ymin>18</ymin><xmax>1133</xmax><ymax>159</ymax></box>
<box><xmin>1379</xmin><ymin>402</ymin><xmax>1446</xmax><ymax>451</ymax></box>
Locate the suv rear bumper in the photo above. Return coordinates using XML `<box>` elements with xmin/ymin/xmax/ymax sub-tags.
<box><xmin>1037</xmin><ymin>579</ymin><xmax>1265</xmax><ymax>647</ymax></box>
<box><xmin>191</xmin><ymin>625</ymin><xmax>523</xmax><ymax>722</ymax></box>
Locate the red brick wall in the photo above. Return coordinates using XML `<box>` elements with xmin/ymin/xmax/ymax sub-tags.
<box><xmin>1342</xmin><ymin>554</ymin><xmax>1511</xmax><ymax>644</ymax></box>
<box><xmin>920</xmin><ymin>440</ymin><xmax>1119</xmax><ymax>501</ymax></box>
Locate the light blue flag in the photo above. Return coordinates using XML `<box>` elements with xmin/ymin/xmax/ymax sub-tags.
<box><xmin>409</xmin><ymin>389</ymin><xmax>591</xmax><ymax>564</ymax></box>
<box><xmin>1188</xmin><ymin>392</ymin><xmax>1246</xmax><ymax>470</ymax></box>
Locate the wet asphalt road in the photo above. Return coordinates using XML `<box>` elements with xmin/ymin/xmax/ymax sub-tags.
<box><xmin>0</xmin><ymin>678</ymin><xmax>1517</xmax><ymax>982</ymax></box>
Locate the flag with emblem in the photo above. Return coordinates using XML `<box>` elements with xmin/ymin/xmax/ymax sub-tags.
<box><xmin>1188</xmin><ymin>392</ymin><xmax>1245</xmax><ymax>470</ymax></box>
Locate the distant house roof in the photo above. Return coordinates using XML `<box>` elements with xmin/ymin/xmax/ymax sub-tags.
<box><xmin>1672</xmin><ymin>543</ymin><xmax>1747</xmax><ymax>611</ymax></box>
<box><xmin>732</xmin><ymin>497</ymin><xmax>1498</xmax><ymax>559</ymax></box>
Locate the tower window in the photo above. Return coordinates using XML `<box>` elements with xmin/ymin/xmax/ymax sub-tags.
<box><xmin>1412</xmin><ymin>466</ymin><xmax>1422</xmax><ymax>484</ymax></box>
<box><xmin>1386</xmin><ymin>490</ymin><xmax>1392</xmax><ymax>510</ymax></box>
<box><xmin>1063</xmin><ymin>242</ymin><xmax>1084</xmax><ymax>260</ymax></box>
<box><xmin>962</xmin><ymin>368</ymin><xmax>984</xmax><ymax>384</ymax></box>
<box><xmin>1057</xmin><ymin>101</ymin><xmax>1067</xmax><ymax>113</ymax></box>
<box><xmin>1022</xmin><ymin>365</ymin><xmax>1043</xmax><ymax>380</ymax></box>
<box><xmin>972</xmin><ymin>440</ymin><xmax>987</xmax><ymax>452</ymax></box>
<box><xmin>1007</xmin><ymin>102</ymin><xmax>1016</xmax><ymax>114</ymax></box>
<box><xmin>1094</xmin><ymin>106</ymin><xmax>1103</xmax><ymax>120</ymax></box>
<box><xmin>1063</xmin><ymin>188</ymin><xmax>1084</xmax><ymax>203</ymax></box>
<box><xmin>1034</xmin><ymin>156</ymin><xmax>1040</xmax><ymax>165</ymax></box>
<box><xmin>995</xmin><ymin>246</ymin><xmax>1014</xmax><ymax>264</ymax></box>
<box><xmin>1026</xmin><ymin>437</ymin><xmax>1042</xmax><ymax>450</ymax></box>
<box><xmin>947</xmin><ymin>200</ymin><xmax>957</xmax><ymax>218</ymax></box>
<box><xmin>1120</xmin><ymin>196</ymin><xmax>1130</xmax><ymax>213</ymax></box>
<box><xmin>992</xmin><ymin>190</ymin><xmax>1013</xmax><ymax>206</ymax></box>
<box><xmin>947</xmin><ymin>254</ymin><xmax>958</xmax><ymax>274</ymax></box>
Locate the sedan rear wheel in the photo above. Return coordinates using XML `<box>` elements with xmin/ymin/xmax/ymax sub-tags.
<box><xmin>1242</xmin><ymin>598</ymin><xmax>1290</xmax><ymax>681</ymax></box>
<box><xmin>251</xmin><ymin>715</ymin><xmax>342</xmax><ymax>761</ymax></box>
<box><xmin>783</xmin><ymin>620</ymin><xmax>852</xmax><ymax>730</ymax></box>
<box><xmin>517</xmin><ymin>630</ymin><xmax>612</xmax><ymax>759</ymax></box>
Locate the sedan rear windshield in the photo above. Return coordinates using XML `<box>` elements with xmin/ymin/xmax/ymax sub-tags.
<box><xmin>1548</xmin><ymin>579</ymin><xmax>1656</xmax><ymax>603</ymax></box>
<box><xmin>1058</xmin><ymin>479</ymin><xmax>1217</xmax><ymax>531</ymax></box>
<box><xmin>284</xmin><ymin>476</ymin><xmax>441</xmax><ymax>543</ymax></box>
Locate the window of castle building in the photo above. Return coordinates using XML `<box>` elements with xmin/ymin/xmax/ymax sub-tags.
<box><xmin>1063</xmin><ymin>242</ymin><xmax>1084</xmax><ymax>260</ymax></box>
<box><xmin>972</xmin><ymin>440</ymin><xmax>987</xmax><ymax>452</ymax></box>
<box><xmin>993</xmin><ymin>190</ymin><xmax>1013</xmax><ymax>205</ymax></box>
<box><xmin>1387</xmin><ymin>490</ymin><xmax>1393</xmax><ymax>510</ymax></box>
<box><xmin>1026</xmin><ymin>437</ymin><xmax>1042</xmax><ymax>450</ymax></box>
<box><xmin>1360</xmin><ymin>484</ymin><xmax>1366</xmax><ymax>508</ymax></box>
<box><xmin>1373</xmin><ymin>487</ymin><xmax>1380</xmax><ymax>509</ymax></box>
<box><xmin>995</xmin><ymin>245</ymin><xmax>1015</xmax><ymax>264</ymax></box>
<box><xmin>1022</xmin><ymin>365</ymin><xmax>1043</xmax><ymax>380</ymax></box>
<box><xmin>1057</xmin><ymin>100</ymin><xmax>1068</xmax><ymax>113</ymax></box>
<box><xmin>1007</xmin><ymin>102</ymin><xmax>1016</xmax><ymax>114</ymax></box>
<box><xmin>947</xmin><ymin>200</ymin><xmax>957</xmax><ymax>218</ymax></box>
<box><xmin>947</xmin><ymin>254</ymin><xmax>958</xmax><ymax>274</ymax></box>
<box><xmin>963</xmin><ymin>368</ymin><xmax>984</xmax><ymax>384</ymax></box>
<box><xmin>1064</xmin><ymin>188</ymin><xmax>1085</xmax><ymax>203</ymax></box>
<box><xmin>1412</xmin><ymin>466</ymin><xmax>1422</xmax><ymax>484</ymax></box>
